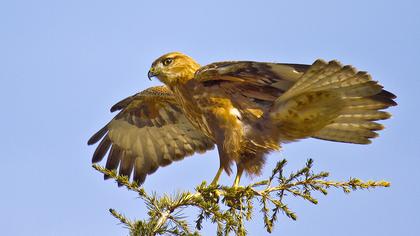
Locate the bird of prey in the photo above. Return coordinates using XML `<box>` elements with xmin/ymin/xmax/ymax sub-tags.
<box><xmin>88</xmin><ymin>52</ymin><xmax>396</xmax><ymax>187</ymax></box>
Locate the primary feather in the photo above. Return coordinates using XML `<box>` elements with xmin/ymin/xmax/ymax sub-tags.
<box><xmin>88</xmin><ymin>86</ymin><xmax>214</xmax><ymax>185</ymax></box>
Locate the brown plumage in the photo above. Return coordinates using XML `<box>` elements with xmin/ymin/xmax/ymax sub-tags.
<box><xmin>88</xmin><ymin>52</ymin><xmax>396</xmax><ymax>186</ymax></box>
<box><xmin>88</xmin><ymin>86</ymin><xmax>215</xmax><ymax>185</ymax></box>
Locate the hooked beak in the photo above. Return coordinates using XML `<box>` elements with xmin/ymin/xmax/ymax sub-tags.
<box><xmin>148</xmin><ymin>68</ymin><xmax>157</xmax><ymax>80</ymax></box>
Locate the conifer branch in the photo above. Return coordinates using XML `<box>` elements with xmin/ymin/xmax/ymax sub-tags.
<box><xmin>93</xmin><ymin>159</ymin><xmax>390</xmax><ymax>236</ymax></box>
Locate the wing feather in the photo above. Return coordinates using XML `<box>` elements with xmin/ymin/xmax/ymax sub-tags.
<box><xmin>88</xmin><ymin>86</ymin><xmax>214</xmax><ymax>185</ymax></box>
<box><xmin>91</xmin><ymin>136</ymin><xmax>111</xmax><ymax>163</ymax></box>
<box><xmin>118</xmin><ymin>151</ymin><xmax>135</xmax><ymax>179</ymax></box>
<box><xmin>104</xmin><ymin>146</ymin><xmax>122</xmax><ymax>179</ymax></box>
<box><xmin>269</xmin><ymin>60</ymin><xmax>396</xmax><ymax>143</ymax></box>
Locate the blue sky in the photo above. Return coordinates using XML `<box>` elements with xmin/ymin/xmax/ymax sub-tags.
<box><xmin>1</xmin><ymin>0</ymin><xmax>419</xmax><ymax>235</ymax></box>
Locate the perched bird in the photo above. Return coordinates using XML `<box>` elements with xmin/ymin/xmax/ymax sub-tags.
<box><xmin>88</xmin><ymin>52</ymin><xmax>396</xmax><ymax>187</ymax></box>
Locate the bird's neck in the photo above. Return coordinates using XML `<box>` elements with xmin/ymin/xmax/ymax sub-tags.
<box><xmin>168</xmin><ymin>79</ymin><xmax>193</xmax><ymax>101</ymax></box>
<box><xmin>165</xmin><ymin>67</ymin><xmax>199</xmax><ymax>89</ymax></box>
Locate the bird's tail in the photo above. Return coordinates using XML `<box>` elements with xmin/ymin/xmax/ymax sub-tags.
<box><xmin>265</xmin><ymin>59</ymin><xmax>396</xmax><ymax>144</ymax></box>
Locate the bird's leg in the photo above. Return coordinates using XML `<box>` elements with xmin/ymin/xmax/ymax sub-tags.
<box><xmin>211</xmin><ymin>141</ymin><xmax>231</xmax><ymax>186</ymax></box>
<box><xmin>210</xmin><ymin>166</ymin><xmax>224</xmax><ymax>186</ymax></box>
<box><xmin>232</xmin><ymin>164</ymin><xmax>244</xmax><ymax>188</ymax></box>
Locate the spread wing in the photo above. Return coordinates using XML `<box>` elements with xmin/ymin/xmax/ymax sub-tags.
<box><xmin>271</xmin><ymin>60</ymin><xmax>396</xmax><ymax>143</ymax></box>
<box><xmin>194</xmin><ymin>60</ymin><xmax>396</xmax><ymax>144</ymax></box>
<box><xmin>88</xmin><ymin>86</ymin><xmax>214</xmax><ymax>185</ymax></box>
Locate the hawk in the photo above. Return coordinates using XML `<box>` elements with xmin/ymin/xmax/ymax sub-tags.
<box><xmin>88</xmin><ymin>52</ymin><xmax>396</xmax><ymax>186</ymax></box>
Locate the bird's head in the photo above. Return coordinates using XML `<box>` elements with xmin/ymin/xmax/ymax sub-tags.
<box><xmin>148</xmin><ymin>52</ymin><xmax>201</xmax><ymax>86</ymax></box>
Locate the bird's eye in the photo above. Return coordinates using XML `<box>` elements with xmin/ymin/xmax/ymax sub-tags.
<box><xmin>162</xmin><ymin>58</ymin><xmax>173</xmax><ymax>66</ymax></box>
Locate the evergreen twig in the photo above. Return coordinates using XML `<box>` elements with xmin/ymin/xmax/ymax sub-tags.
<box><xmin>92</xmin><ymin>159</ymin><xmax>390</xmax><ymax>236</ymax></box>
